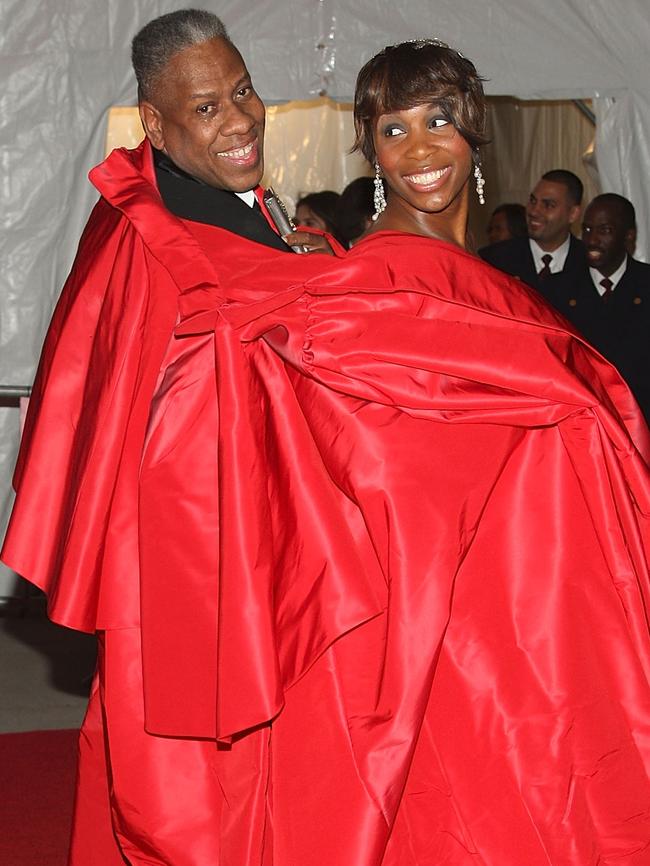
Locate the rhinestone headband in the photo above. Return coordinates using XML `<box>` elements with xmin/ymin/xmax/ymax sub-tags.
<box><xmin>389</xmin><ymin>38</ymin><xmax>465</xmax><ymax>59</ymax></box>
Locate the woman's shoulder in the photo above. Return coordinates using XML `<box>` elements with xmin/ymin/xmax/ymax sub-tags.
<box><xmin>310</xmin><ymin>230</ymin><xmax>568</xmax><ymax>334</ymax></box>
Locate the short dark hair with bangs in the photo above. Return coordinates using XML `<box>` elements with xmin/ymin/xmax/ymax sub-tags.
<box><xmin>353</xmin><ymin>40</ymin><xmax>489</xmax><ymax>164</ymax></box>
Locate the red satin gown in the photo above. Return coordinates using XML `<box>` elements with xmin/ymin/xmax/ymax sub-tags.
<box><xmin>2</xmin><ymin>140</ymin><xmax>650</xmax><ymax>865</ymax></box>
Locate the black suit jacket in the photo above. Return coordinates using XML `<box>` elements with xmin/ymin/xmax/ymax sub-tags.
<box><xmin>479</xmin><ymin>235</ymin><xmax>598</xmax><ymax>330</ymax></box>
<box><xmin>579</xmin><ymin>258</ymin><xmax>650</xmax><ymax>424</ymax></box>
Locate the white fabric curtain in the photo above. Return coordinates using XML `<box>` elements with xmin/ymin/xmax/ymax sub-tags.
<box><xmin>595</xmin><ymin>93</ymin><xmax>650</xmax><ymax>262</ymax></box>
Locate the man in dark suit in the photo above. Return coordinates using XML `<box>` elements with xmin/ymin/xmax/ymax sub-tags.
<box><xmin>480</xmin><ymin>170</ymin><xmax>594</xmax><ymax>324</ymax></box>
<box><xmin>580</xmin><ymin>193</ymin><xmax>650</xmax><ymax>423</ymax></box>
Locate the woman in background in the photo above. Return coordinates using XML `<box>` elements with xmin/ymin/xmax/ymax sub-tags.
<box><xmin>294</xmin><ymin>189</ymin><xmax>343</xmax><ymax>242</ymax></box>
<box><xmin>485</xmin><ymin>201</ymin><xmax>528</xmax><ymax>244</ymax></box>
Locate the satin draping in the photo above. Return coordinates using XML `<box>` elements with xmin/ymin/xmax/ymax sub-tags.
<box><xmin>175</xmin><ymin>225</ymin><xmax>650</xmax><ymax>863</ymax></box>
<box><xmin>3</xmin><ymin>141</ymin><xmax>650</xmax><ymax>864</ymax></box>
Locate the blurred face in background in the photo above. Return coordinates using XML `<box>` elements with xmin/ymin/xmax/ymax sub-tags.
<box><xmin>487</xmin><ymin>210</ymin><xmax>511</xmax><ymax>244</ymax></box>
<box><xmin>295</xmin><ymin>203</ymin><xmax>329</xmax><ymax>231</ymax></box>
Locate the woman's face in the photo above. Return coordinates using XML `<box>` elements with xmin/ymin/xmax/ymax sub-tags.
<box><xmin>487</xmin><ymin>211</ymin><xmax>512</xmax><ymax>245</ymax></box>
<box><xmin>295</xmin><ymin>204</ymin><xmax>329</xmax><ymax>232</ymax></box>
<box><xmin>373</xmin><ymin>102</ymin><xmax>472</xmax><ymax>229</ymax></box>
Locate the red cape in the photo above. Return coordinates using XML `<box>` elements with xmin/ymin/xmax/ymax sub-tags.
<box><xmin>4</xmin><ymin>141</ymin><xmax>650</xmax><ymax>862</ymax></box>
<box><xmin>1</xmin><ymin>140</ymin><xmax>378</xmax><ymax>739</ymax></box>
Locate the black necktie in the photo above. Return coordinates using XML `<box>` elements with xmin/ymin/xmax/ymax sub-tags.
<box><xmin>538</xmin><ymin>254</ymin><xmax>553</xmax><ymax>280</ymax></box>
<box><xmin>600</xmin><ymin>277</ymin><xmax>613</xmax><ymax>302</ymax></box>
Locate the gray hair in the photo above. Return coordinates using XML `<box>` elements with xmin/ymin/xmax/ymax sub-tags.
<box><xmin>132</xmin><ymin>9</ymin><xmax>231</xmax><ymax>102</ymax></box>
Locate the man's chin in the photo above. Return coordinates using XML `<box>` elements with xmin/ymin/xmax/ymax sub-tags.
<box><xmin>218</xmin><ymin>164</ymin><xmax>264</xmax><ymax>193</ymax></box>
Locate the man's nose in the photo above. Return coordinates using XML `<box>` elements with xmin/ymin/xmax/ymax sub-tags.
<box><xmin>221</xmin><ymin>102</ymin><xmax>255</xmax><ymax>136</ymax></box>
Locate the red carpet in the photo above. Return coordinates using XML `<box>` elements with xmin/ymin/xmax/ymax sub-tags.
<box><xmin>0</xmin><ymin>729</ymin><xmax>78</xmax><ymax>866</ymax></box>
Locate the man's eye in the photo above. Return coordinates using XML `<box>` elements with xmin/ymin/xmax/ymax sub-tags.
<box><xmin>197</xmin><ymin>104</ymin><xmax>215</xmax><ymax>115</ymax></box>
<box><xmin>236</xmin><ymin>86</ymin><xmax>252</xmax><ymax>98</ymax></box>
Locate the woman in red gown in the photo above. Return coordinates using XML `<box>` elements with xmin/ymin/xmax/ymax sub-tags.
<box><xmin>176</xmin><ymin>39</ymin><xmax>650</xmax><ymax>864</ymax></box>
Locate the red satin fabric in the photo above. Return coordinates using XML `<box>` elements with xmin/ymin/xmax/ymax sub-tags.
<box><xmin>3</xmin><ymin>142</ymin><xmax>650</xmax><ymax>864</ymax></box>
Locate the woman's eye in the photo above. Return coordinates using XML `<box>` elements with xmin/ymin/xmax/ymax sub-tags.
<box><xmin>430</xmin><ymin>116</ymin><xmax>449</xmax><ymax>128</ymax></box>
<box><xmin>383</xmin><ymin>125</ymin><xmax>404</xmax><ymax>137</ymax></box>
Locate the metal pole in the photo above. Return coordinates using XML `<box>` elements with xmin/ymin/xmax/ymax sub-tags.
<box><xmin>573</xmin><ymin>99</ymin><xmax>596</xmax><ymax>126</ymax></box>
<box><xmin>0</xmin><ymin>385</ymin><xmax>32</xmax><ymax>398</ymax></box>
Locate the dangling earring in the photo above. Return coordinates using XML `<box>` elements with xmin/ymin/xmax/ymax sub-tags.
<box><xmin>373</xmin><ymin>162</ymin><xmax>387</xmax><ymax>220</ymax></box>
<box><xmin>473</xmin><ymin>152</ymin><xmax>485</xmax><ymax>205</ymax></box>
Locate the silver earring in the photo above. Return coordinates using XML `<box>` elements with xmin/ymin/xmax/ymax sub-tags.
<box><xmin>373</xmin><ymin>162</ymin><xmax>387</xmax><ymax>220</ymax></box>
<box><xmin>473</xmin><ymin>161</ymin><xmax>486</xmax><ymax>205</ymax></box>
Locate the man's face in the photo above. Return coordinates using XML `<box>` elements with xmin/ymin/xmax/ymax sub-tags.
<box><xmin>140</xmin><ymin>37</ymin><xmax>265</xmax><ymax>191</ymax></box>
<box><xmin>582</xmin><ymin>202</ymin><xmax>631</xmax><ymax>277</ymax></box>
<box><xmin>526</xmin><ymin>180</ymin><xmax>580</xmax><ymax>251</ymax></box>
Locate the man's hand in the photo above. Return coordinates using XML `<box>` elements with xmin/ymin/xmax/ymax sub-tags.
<box><xmin>284</xmin><ymin>230</ymin><xmax>335</xmax><ymax>255</ymax></box>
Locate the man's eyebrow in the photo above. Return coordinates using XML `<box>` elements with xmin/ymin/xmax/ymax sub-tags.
<box><xmin>232</xmin><ymin>74</ymin><xmax>252</xmax><ymax>88</ymax></box>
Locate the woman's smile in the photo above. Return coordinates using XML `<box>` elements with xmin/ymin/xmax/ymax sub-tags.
<box><xmin>403</xmin><ymin>165</ymin><xmax>451</xmax><ymax>188</ymax></box>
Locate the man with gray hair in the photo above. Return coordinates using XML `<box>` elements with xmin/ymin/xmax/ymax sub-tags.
<box><xmin>1</xmin><ymin>8</ymin><xmax>337</xmax><ymax>864</ymax></box>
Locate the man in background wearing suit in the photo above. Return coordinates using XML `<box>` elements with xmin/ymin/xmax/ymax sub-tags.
<box><xmin>581</xmin><ymin>193</ymin><xmax>650</xmax><ymax>423</ymax></box>
<box><xmin>480</xmin><ymin>170</ymin><xmax>593</xmax><ymax>324</ymax></box>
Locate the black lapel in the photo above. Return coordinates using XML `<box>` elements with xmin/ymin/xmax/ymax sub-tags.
<box><xmin>519</xmin><ymin>240</ymin><xmax>541</xmax><ymax>289</ymax></box>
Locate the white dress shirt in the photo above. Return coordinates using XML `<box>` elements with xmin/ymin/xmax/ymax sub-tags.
<box><xmin>529</xmin><ymin>235</ymin><xmax>571</xmax><ymax>274</ymax></box>
<box><xmin>235</xmin><ymin>190</ymin><xmax>257</xmax><ymax>207</ymax></box>
<box><xmin>590</xmin><ymin>256</ymin><xmax>628</xmax><ymax>296</ymax></box>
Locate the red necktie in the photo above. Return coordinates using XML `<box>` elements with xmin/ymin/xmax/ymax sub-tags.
<box><xmin>538</xmin><ymin>254</ymin><xmax>553</xmax><ymax>280</ymax></box>
<box><xmin>600</xmin><ymin>277</ymin><xmax>613</xmax><ymax>302</ymax></box>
